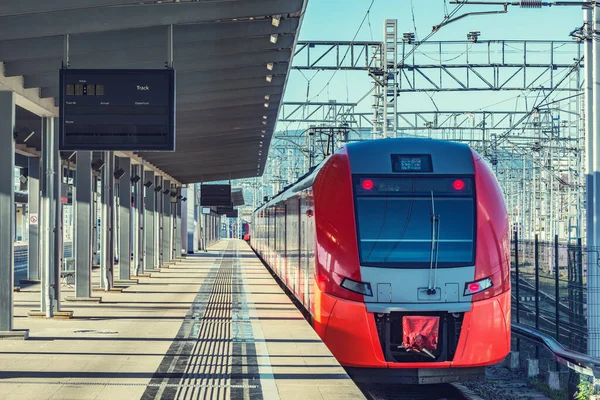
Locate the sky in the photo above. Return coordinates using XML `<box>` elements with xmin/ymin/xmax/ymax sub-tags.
<box><xmin>277</xmin><ymin>0</ymin><xmax>586</xmax><ymax>133</ymax></box>
<box><xmin>296</xmin><ymin>0</ymin><xmax>583</xmax><ymax>42</ymax></box>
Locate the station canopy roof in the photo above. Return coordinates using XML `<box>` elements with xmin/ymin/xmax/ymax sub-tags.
<box><xmin>0</xmin><ymin>0</ymin><xmax>307</xmax><ymax>184</ymax></box>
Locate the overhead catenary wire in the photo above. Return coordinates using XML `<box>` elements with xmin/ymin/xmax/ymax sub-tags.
<box><xmin>484</xmin><ymin>55</ymin><xmax>584</xmax><ymax>152</ymax></box>
<box><xmin>398</xmin><ymin>1</ymin><xmax>470</xmax><ymax>66</ymax></box>
<box><xmin>307</xmin><ymin>0</ymin><xmax>377</xmax><ymax>102</ymax></box>
<box><xmin>337</xmin><ymin>2</ymin><xmax>470</xmax><ymax>125</ymax></box>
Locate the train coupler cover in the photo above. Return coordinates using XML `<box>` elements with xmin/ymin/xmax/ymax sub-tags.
<box><xmin>402</xmin><ymin>316</ymin><xmax>440</xmax><ymax>358</ymax></box>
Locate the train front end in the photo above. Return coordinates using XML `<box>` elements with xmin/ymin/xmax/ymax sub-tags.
<box><xmin>311</xmin><ymin>138</ymin><xmax>511</xmax><ymax>383</ymax></box>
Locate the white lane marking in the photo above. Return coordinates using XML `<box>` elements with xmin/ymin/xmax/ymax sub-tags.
<box><xmin>236</xmin><ymin>241</ymin><xmax>280</xmax><ymax>400</ymax></box>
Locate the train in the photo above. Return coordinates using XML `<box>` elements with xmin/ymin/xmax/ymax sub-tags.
<box><xmin>241</xmin><ymin>220</ymin><xmax>250</xmax><ymax>242</ymax></box>
<box><xmin>249</xmin><ymin>138</ymin><xmax>511</xmax><ymax>384</ymax></box>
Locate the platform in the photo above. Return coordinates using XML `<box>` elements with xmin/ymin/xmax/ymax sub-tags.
<box><xmin>0</xmin><ymin>240</ymin><xmax>364</xmax><ymax>400</ymax></box>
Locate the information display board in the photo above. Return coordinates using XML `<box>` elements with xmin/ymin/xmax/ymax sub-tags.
<box><xmin>217</xmin><ymin>205</ymin><xmax>234</xmax><ymax>215</ymax></box>
<box><xmin>59</xmin><ymin>69</ymin><xmax>175</xmax><ymax>151</ymax></box>
<box><xmin>231</xmin><ymin>188</ymin><xmax>245</xmax><ymax>206</ymax></box>
<box><xmin>225</xmin><ymin>209</ymin><xmax>238</xmax><ymax>218</ymax></box>
<box><xmin>200</xmin><ymin>184</ymin><xmax>231</xmax><ymax>206</ymax></box>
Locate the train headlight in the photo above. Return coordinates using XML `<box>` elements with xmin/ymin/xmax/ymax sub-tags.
<box><xmin>340</xmin><ymin>278</ymin><xmax>373</xmax><ymax>296</ymax></box>
<box><xmin>463</xmin><ymin>277</ymin><xmax>493</xmax><ymax>296</ymax></box>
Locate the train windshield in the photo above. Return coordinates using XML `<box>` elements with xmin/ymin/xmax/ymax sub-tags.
<box><xmin>353</xmin><ymin>176</ymin><xmax>475</xmax><ymax>268</ymax></box>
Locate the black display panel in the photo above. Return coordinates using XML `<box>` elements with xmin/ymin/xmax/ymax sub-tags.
<box><xmin>59</xmin><ymin>69</ymin><xmax>175</xmax><ymax>151</ymax></box>
<box><xmin>231</xmin><ymin>189</ymin><xmax>245</xmax><ymax>206</ymax></box>
<box><xmin>226</xmin><ymin>209</ymin><xmax>238</xmax><ymax>218</ymax></box>
<box><xmin>390</xmin><ymin>154</ymin><xmax>433</xmax><ymax>172</ymax></box>
<box><xmin>217</xmin><ymin>205</ymin><xmax>234</xmax><ymax>215</ymax></box>
<box><xmin>201</xmin><ymin>184</ymin><xmax>231</xmax><ymax>206</ymax></box>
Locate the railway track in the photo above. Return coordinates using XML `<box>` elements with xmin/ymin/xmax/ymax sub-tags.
<box><xmin>358</xmin><ymin>383</ymin><xmax>474</xmax><ymax>400</ymax></box>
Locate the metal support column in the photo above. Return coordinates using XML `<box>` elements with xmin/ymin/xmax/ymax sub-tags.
<box><xmin>163</xmin><ymin>180</ymin><xmax>171</xmax><ymax>265</ymax></box>
<box><xmin>383</xmin><ymin>19</ymin><xmax>398</xmax><ymax>138</ymax></box>
<box><xmin>74</xmin><ymin>151</ymin><xmax>94</xmax><ymax>299</ymax></box>
<box><xmin>173</xmin><ymin>186</ymin><xmax>181</xmax><ymax>260</ymax></box>
<box><xmin>135</xmin><ymin>167</ymin><xmax>145</xmax><ymax>275</ymax></box>
<box><xmin>39</xmin><ymin>117</ymin><xmax>55</xmax><ymax>317</ymax></box>
<box><xmin>589</xmin><ymin>2</ymin><xmax>600</xmax><ymax>357</ymax></box>
<box><xmin>182</xmin><ymin>187</ymin><xmax>189</xmax><ymax>253</ymax></box>
<box><xmin>26</xmin><ymin>157</ymin><xmax>40</xmax><ymax>283</ymax></box>
<box><xmin>0</xmin><ymin>92</ymin><xmax>25</xmax><ymax>337</ymax></box>
<box><xmin>52</xmin><ymin>118</ymin><xmax>63</xmax><ymax>312</ymax></box>
<box><xmin>171</xmin><ymin>193</ymin><xmax>176</xmax><ymax>260</ymax></box>
<box><xmin>177</xmin><ymin>192</ymin><xmax>182</xmax><ymax>257</ymax></box>
<box><xmin>100</xmin><ymin>152</ymin><xmax>114</xmax><ymax>290</ymax></box>
<box><xmin>156</xmin><ymin>175</ymin><xmax>163</xmax><ymax>267</ymax></box>
<box><xmin>145</xmin><ymin>171</ymin><xmax>156</xmax><ymax>270</ymax></box>
<box><xmin>117</xmin><ymin>157</ymin><xmax>131</xmax><ymax>281</ymax></box>
<box><xmin>107</xmin><ymin>152</ymin><xmax>115</xmax><ymax>289</ymax></box>
<box><xmin>131</xmin><ymin>164</ymin><xmax>138</xmax><ymax>272</ymax></box>
<box><xmin>92</xmin><ymin>173</ymin><xmax>99</xmax><ymax>268</ymax></box>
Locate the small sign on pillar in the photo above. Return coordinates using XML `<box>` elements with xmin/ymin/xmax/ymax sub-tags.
<box><xmin>29</xmin><ymin>213</ymin><xmax>38</xmax><ymax>225</ymax></box>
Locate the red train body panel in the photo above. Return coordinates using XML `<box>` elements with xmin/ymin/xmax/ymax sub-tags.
<box><xmin>250</xmin><ymin>138</ymin><xmax>511</xmax><ymax>383</ymax></box>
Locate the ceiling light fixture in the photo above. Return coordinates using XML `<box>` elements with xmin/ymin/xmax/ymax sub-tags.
<box><xmin>113</xmin><ymin>168</ymin><xmax>125</xmax><ymax>180</ymax></box>
<box><xmin>270</xmin><ymin>33</ymin><xmax>278</xmax><ymax>44</ymax></box>
<box><xmin>264</xmin><ymin>95</ymin><xmax>270</xmax><ymax>101</ymax></box>
<box><xmin>264</xmin><ymin>102</ymin><xmax>269</xmax><ymax>108</ymax></box>
<box><xmin>272</xmin><ymin>15</ymin><xmax>281</xmax><ymax>27</ymax></box>
<box><xmin>23</xmin><ymin>126</ymin><xmax>35</xmax><ymax>143</ymax></box>
<box><xmin>266</xmin><ymin>62</ymin><xmax>274</xmax><ymax>71</ymax></box>
<box><xmin>265</xmin><ymin>75</ymin><xmax>272</xmax><ymax>83</ymax></box>
<box><xmin>91</xmin><ymin>159</ymin><xmax>105</xmax><ymax>171</ymax></box>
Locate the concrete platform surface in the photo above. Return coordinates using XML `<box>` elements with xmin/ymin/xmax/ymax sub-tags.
<box><xmin>0</xmin><ymin>240</ymin><xmax>365</xmax><ymax>400</ymax></box>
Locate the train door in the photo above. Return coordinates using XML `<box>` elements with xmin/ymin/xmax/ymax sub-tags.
<box><xmin>287</xmin><ymin>197</ymin><xmax>300</xmax><ymax>295</ymax></box>
<box><xmin>305</xmin><ymin>189</ymin><xmax>315</xmax><ymax>314</ymax></box>
<box><xmin>277</xmin><ymin>204</ymin><xmax>283</xmax><ymax>275</ymax></box>
<box><xmin>297</xmin><ymin>195</ymin><xmax>304</xmax><ymax>305</ymax></box>
<box><xmin>267</xmin><ymin>208</ymin><xmax>271</xmax><ymax>262</ymax></box>
<box><xmin>283</xmin><ymin>202</ymin><xmax>288</xmax><ymax>286</ymax></box>
<box><xmin>271</xmin><ymin>206</ymin><xmax>276</xmax><ymax>267</ymax></box>
<box><xmin>297</xmin><ymin>196</ymin><xmax>302</xmax><ymax>302</ymax></box>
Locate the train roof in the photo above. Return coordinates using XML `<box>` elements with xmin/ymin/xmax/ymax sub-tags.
<box><xmin>254</xmin><ymin>137</ymin><xmax>474</xmax><ymax>212</ymax></box>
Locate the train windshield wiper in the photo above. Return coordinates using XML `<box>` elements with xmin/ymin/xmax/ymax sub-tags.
<box><xmin>427</xmin><ymin>191</ymin><xmax>440</xmax><ymax>295</ymax></box>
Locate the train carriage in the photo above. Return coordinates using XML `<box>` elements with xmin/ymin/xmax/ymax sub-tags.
<box><xmin>250</xmin><ymin>138</ymin><xmax>511</xmax><ymax>383</ymax></box>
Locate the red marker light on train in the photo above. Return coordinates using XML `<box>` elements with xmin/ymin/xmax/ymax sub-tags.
<box><xmin>464</xmin><ymin>277</ymin><xmax>493</xmax><ymax>296</ymax></box>
<box><xmin>453</xmin><ymin>179</ymin><xmax>465</xmax><ymax>190</ymax></box>
<box><xmin>362</xmin><ymin>179</ymin><xmax>374</xmax><ymax>190</ymax></box>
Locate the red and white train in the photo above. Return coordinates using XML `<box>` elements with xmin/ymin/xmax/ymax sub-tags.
<box><xmin>250</xmin><ymin>138</ymin><xmax>511</xmax><ymax>383</ymax></box>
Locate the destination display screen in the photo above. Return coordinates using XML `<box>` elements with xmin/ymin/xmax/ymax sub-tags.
<box><xmin>390</xmin><ymin>154</ymin><xmax>433</xmax><ymax>172</ymax></box>
<box><xmin>200</xmin><ymin>184</ymin><xmax>232</xmax><ymax>207</ymax></box>
<box><xmin>59</xmin><ymin>69</ymin><xmax>175</xmax><ymax>151</ymax></box>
